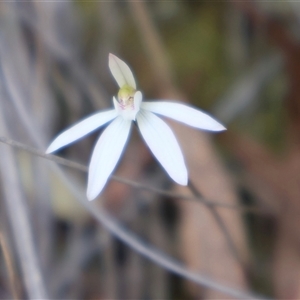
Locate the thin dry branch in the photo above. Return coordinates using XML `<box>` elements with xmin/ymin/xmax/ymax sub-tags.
<box><xmin>17</xmin><ymin>3</ymin><xmax>110</xmax><ymax>110</ymax></box>
<box><xmin>0</xmin><ymin>135</ymin><xmax>268</xmax><ymax>215</ymax></box>
<box><xmin>82</xmin><ymin>200</ymin><xmax>266</xmax><ymax>300</ymax></box>
<box><xmin>128</xmin><ymin>1</ymin><xmax>174</xmax><ymax>92</ymax></box>
<box><xmin>188</xmin><ymin>180</ymin><xmax>251</xmax><ymax>279</ymax></box>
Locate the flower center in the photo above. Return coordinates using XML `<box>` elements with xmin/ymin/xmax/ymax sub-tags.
<box><xmin>117</xmin><ymin>85</ymin><xmax>136</xmax><ymax>111</ymax></box>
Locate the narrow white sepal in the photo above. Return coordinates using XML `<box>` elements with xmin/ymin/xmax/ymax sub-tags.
<box><xmin>109</xmin><ymin>53</ymin><xmax>136</xmax><ymax>89</ymax></box>
<box><xmin>133</xmin><ymin>91</ymin><xmax>142</xmax><ymax>120</ymax></box>
<box><xmin>142</xmin><ymin>102</ymin><xmax>226</xmax><ymax>131</ymax></box>
<box><xmin>137</xmin><ymin>110</ymin><xmax>187</xmax><ymax>186</ymax></box>
<box><xmin>46</xmin><ymin>110</ymin><xmax>117</xmax><ymax>154</ymax></box>
<box><xmin>87</xmin><ymin>116</ymin><xmax>131</xmax><ymax>201</ymax></box>
<box><xmin>113</xmin><ymin>96</ymin><xmax>120</xmax><ymax>113</ymax></box>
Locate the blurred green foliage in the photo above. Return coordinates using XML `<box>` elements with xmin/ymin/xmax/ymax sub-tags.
<box><xmin>162</xmin><ymin>3</ymin><xmax>230</xmax><ymax>108</ymax></box>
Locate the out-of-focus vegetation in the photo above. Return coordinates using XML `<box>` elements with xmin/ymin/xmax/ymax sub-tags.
<box><xmin>0</xmin><ymin>1</ymin><xmax>300</xmax><ymax>299</ymax></box>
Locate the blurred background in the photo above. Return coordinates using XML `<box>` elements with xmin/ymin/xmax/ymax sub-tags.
<box><xmin>0</xmin><ymin>1</ymin><xmax>299</xmax><ymax>299</ymax></box>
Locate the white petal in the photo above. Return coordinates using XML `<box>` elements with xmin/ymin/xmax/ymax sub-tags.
<box><xmin>137</xmin><ymin>110</ymin><xmax>187</xmax><ymax>185</ymax></box>
<box><xmin>113</xmin><ymin>96</ymin><xmax>121</xmax><ymax>113</ymax></box>
<box><xmin>87</xmin><ymin>116</ymin><xmax>131</xmax><ymax>200</ymax></box>
<box><xmin>142</xmin><ymin>102</ymin><xmax>226</xmax><ymax>131</ymax></box>
<box><xmin>133</xmin><ymin>91</ymin><xmax>142</xmax><ymax>114</ymax></box>
<box><xmin>109</xmin><ymin>53</ymin><xmax>136</xmax><ymax>89</ymax></box>
<box><xmin>46</xmin><ymin>110</ymin><xmax>117</xmax><ymax>153</ymax></box>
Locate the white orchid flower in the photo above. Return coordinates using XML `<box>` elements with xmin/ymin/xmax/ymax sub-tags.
<box><xmin>46</xmin><ymin>54</ymin><xmax>226</xmax><ymax>201</ymax></box>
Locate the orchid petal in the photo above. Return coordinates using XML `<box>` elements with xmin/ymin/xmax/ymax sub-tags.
<box><xmin>46</xmin><ymin>110</ymin><xmax>117</xmax><ymax>153</ymax></box>
<box><xmin>87</xmin><ymin>116</ymin><xmax>131</xmax><ymax>200</ymax></box>
<box><xmin>109</xmin><ymin>53</ymin><xmax>136</xmax><ymax>89</ymax></box>
<box><xmin>137</xmin><ymin>110</ymin><xmax>187</xmax><ymax>185</ymax></box>
<box><xmin>113</xmin><ymin>96</ymin><xmax>120</xmax><ymax>113</ymax></box>
<box><xmin>134</xmin><ymin>91</ymin><xmax>142</xmax><ymax>113</ymax></box>
<box><xmin>142</xmin><ymin>102</ymin><xmax>226</xmax><ymax>131</ymax></box>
